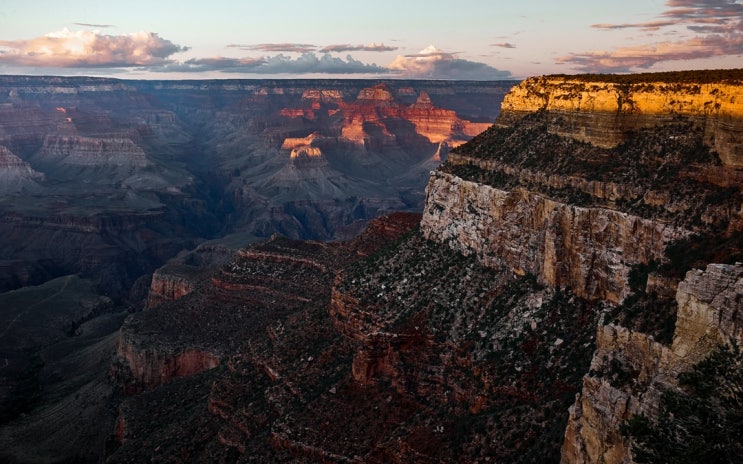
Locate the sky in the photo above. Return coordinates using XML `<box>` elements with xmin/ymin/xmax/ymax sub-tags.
<box><xmin>0</xmin><ymin>0</ymin><xmax>741</xmax><ymax>80</ymax></box>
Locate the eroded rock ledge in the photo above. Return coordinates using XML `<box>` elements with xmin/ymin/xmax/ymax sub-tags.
<box><xmin>420</xmin><ymin>171</ymin><xmax>688</xmax><ymax>304</ymax></box>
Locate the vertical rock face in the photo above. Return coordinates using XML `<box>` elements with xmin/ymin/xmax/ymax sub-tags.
<box><xmin>146</xmin><ymin>270</ymin><xmax>199</xmax><ymax>309</ymax></box>
<box><xmin>420</xmin><ymin>171</ymin><xmax>688</xmax><ymax>304</ymax></box>
<box><xmin>562</xmin><ymin>263</ymin><xmax>743</xmax><ymax>463</ymax></box>
<box><xmin>114</xmin><ymin>335</ymin><xmax>220</xmax><ymax>394</ymax></box>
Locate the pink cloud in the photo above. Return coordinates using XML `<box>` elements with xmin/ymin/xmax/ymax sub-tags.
<box><xmin>388</xmin><ymin>45</ymin><xmax>511</xmax><ymax>79</ymax></box>
<box><xmin>560</xmin><ymin>0</ymin><xmax>743</xmax><ymax>72</ymax></box>
<box><xmin>0</xmin><ymin>29</ymin><xmax>187</xmax><ymax>68</ymax></box>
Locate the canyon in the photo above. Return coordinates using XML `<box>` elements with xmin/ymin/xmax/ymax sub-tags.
<box><xmin>0</xmin><ymin>76</ymin><xmax>512</xmax><ymax>462</ymax></box>
<box><xmin>2</xmin><ymin>69</ymin><xmax>743</xmax><ymax>463</ymax></box>
<box><xmin>0</xmin><ymin>76</ymin><xmax>511</xmax><ymax>296</ymax></box>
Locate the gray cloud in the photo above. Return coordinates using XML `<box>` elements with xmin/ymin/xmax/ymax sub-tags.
<box><xmin>592</xmin><ymin>20</ymin><xmax>677</xmax><ymax>31</ymax></box>
<box><xmin>559</xmin><ymin>0</ymin><xmax>743</xmax><ymax>72</ymax></box>
<box><xmin>73</xmin><ymin>22</ymin><xmax>114</xmax><ymax>28</ymax></box>
<box><xmin>319</xmin><ymin>43</ymin><xmax>397</xmax><ymax>53</ymax></box>
<box><xmin>152</xmin><ymin>52</ymin><xmax>389</xmax><ymax>75</ymax></box>
<box><xmin>491</xmin><ymin>42</ymin><xmax>516</xmax><ymax>49</ymax></box>
<box><xmin>227</xmin><ymin>43</ymin><xmax>318</xmax><ymax>53</ymax></box>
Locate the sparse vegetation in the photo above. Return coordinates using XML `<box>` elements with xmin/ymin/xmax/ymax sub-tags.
<box><xmin>339</xmin><ymin>230</ymin><xmax>603</xmax><ymax>462</ymax></box>
<box><xmin>444</xmin><ymin>111</ymin><xmax>740</xmax><ymax>231</ymax></box>
<box><xmin>622</xmin><ymin>343</ymin><xmax>743</xmax><ymax>463</ymax></box>
<box><xmin>545</xmin><ymin>69</ymin><xmax>743</xmax><ymax>85</ymax></box>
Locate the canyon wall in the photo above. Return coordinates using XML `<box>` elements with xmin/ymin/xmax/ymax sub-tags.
<box><xmin>418</xmin><ymin>71</ymin><xmax>743</xmax><ymax>463</ymax></box>
<box><xmin>498</xmin><ymin>75</ymin><xmax>743</xmax><ymax>166</ymax></box>
<box><xmin>421</xmin><ymin>171</ymin><xmax>688</xmax><ymax>304</ymax></box>
<box><xmin>562</xmin><ymin>263</ymin><xmax>743</xmax><ymax>463</ymax></box>
<box><xmin>106</xmin><ymin>71</ymin><xmax>743</xmax><ymax>463</ymax></box>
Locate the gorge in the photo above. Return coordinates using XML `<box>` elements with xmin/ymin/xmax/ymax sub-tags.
<box><xmin>2</xmin><ymin>69</ymin><xmax>743</xmax><ymax>463</ymax></box>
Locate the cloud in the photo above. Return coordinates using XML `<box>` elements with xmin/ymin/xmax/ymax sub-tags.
<box><xmin>227</xmin><ymin>43</ymin><xmax>317</xmax><ymax>53</ymax></box>
<box><xmin>491</xmin><ymin>42</ymin><xmax>516</xmax><ymax>49</ymax></box>
<box><xmin>73</xmin><ymin>23</ymin><xmax>114</xmax><ymax>28</ymax></box>
<box><xmin>387</xmin><ymin>45</ymin><xmax>511</xmax><ymax>79</ymax></box>
<box><xmin>0</xmin><ymin>28</ymin><xmax>187</xmax><ymax>68</ymax></box>
<box><xmin>558</xmin><ymin>33</ymin><xmax>743</xmax><ymax>72</ymax></box>
<box><xmin>559</xmin><ymin>0</ymin><xmax>743</xmax><ymax>72</ymax></box>
<box><xmin>319</xmin><ymin>43</ymin><xmax>397</xmax><ymax>53</ymax></box>
<box><xmin>591</xmin><ymin>21</ymin><xmax>677</xmax><ymax>31</ymax></box>
<box><xmin>153</xmin><ymin>52</ymin><xmax>389</xmax><ymax>75</ymax></box>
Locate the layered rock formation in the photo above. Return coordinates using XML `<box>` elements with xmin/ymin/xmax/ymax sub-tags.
<box><xmin>416</xmin><ymin>69</ymin><xmax>743</xmax><ymax>462</ymax></box>
<box><xmin>498</xmin><ymin>72</ymin><xmax>743</xmax><ymax>165</ymax></box>
<box><xmin>0</xmin><ymin>145</ymin><xmax>44</xmax><ymax>193</ymax></box>
<box><xmin>12</xmin><ymin>71</ymin><xmax>743</xmax><ymax>463</ymax></box>
<box><xmin>0</xmin><ymin>77</ymin><xmax>513</xmax><ymax>463</ymax></box>
<box><xmin>425</xmin><ymin>71</ymin><xmax>743</xmax><ymax>306</ymax></box>
<box><xmin>0</xmin><ymin>76</ymin><xmax>511</xmax><ymax>298</ymax></box>
<box><xmin>421</xmin><ymin>172</ymin><xmax>688</xmax><ymax>304</ymax></box>
<box><xmin>562</xmin><ymin>263</ymin><xmax>743</xmax><ymax>463</ymax></box>
<box><xmin>37</xmin><ymin>135</ymin><xmax>150</xmax><ymax>168</ymax></box>
<box><xmin>109</xmin><ymin>212</ymin><xmax>599</xmax><ymax>462</ymax></box>
<box><xmin>100</xmin><ymin>70</ymin><xmax>743</xmax><ymax>463</ymax></box>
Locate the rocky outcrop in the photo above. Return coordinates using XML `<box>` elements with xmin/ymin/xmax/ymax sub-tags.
<box><xmin>562</xmin><ymin>263</ymin><xmax>743</xmax><ymax>464</ymax></box>
<box><xmin>146</xmin><ymin>268</ymin><xmax>199</xmax><ymax>309</ymax></box>
<box><xmin>145</xmin><ymin>240</ymin><xmax>245</xmax><ymax>309</ymax></box>
<box><xmin>114</xmin><ymin>335</ymin><xmax>220</xmax><ymax>394</ymax></box>
<box><xmin>278</xmin><ymin>83</ymin><xmax>495</xmax><ymax>150</ymax></box>
<box><xmin>411</xmin><ymin>71</ymin><xmax>743</xmax><ymax>463</ymax></box>
<box><xmin>421</xmin><ymin>171</ymin><xmax>688</xmax><ymax>304</ymax></box>
<box><xmin>499</xmin><ymin>75</ymin><xmax>743</xmax><ymax>165</ymax></box>
<box><xmin>0</xmin><ymin>145</ymin><xmax>44</xmax><ymax>193</ymax></box>
<box><xmin>402</xmin><ymin>91</ymin><xmax>492</xmax><ymax>145</ymax></box>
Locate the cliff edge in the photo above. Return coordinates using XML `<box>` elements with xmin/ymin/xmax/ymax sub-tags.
<box><xmin>498</xmin><ymin>71</ymin><xmax>743</xmax><ymax>165</ymax></box>
<box><xmin>420</xmin><ymin>69</ymin><xmax>743</xmax><ymax>463</ymax></box>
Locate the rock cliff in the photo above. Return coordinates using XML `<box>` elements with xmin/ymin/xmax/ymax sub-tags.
<box><xmin>562</xmin><ymin>263</ymin><xmax>743</xmax><ymax>463</ymax></box>
<box><xmin>498</xmin><ymin>72</ymin><xmax>743</xmax><ymax>165</ymax></box>
<box><xmin>416</xmin><ymin>69</ymin><xmax>743</xmax><ymax>462</ymax></box>
<box><xmin>421</xmin><ymin>171</ymin><xmax>688</xmax><ymax>304</ymax></box>
<box><xmin>424</xmin><ymin>70</ymin><xmax>743</xmax><ymax>307</ymax></box>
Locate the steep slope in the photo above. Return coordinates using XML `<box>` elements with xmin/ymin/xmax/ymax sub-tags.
<box><xmin>107</xmin><ymin>213</ymin><xmax>600</xmax><ymax>463</ymax></box>
<box><xmin>11</xmin><ymin>70</ymin><xmax>743</xmax><ymax>463</ymax></box>
<box><xmin>0</xmin><ymin>145</ymin><xmax>44</xmax><ymax>194</ymax></box>
<box><xmin>562</xmin><ymin>263</ymin><xmax>743</xmax><ymax>463</ymax></box>
<box><xmin>419</xmin><ymin>69</ymin><xmax>743</xmax><ymax>463</ymax></box>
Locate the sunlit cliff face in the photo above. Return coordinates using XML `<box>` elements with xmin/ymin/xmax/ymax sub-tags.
<box><xmin>289</xmin><ymin>146</ymin><xmax>323</xmax><ymax>159</ymax></box>
<box><xmin>278</xmin><ymin>84</ymin><xmax>494</xmax><ymax>151</ymax></box>
<box><xmin>499</xmin><ymin>76</ymin><xmax>743</xmax><ymax>165</ymax></box>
